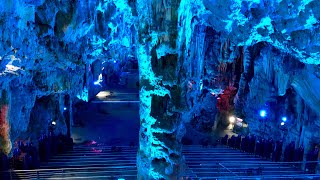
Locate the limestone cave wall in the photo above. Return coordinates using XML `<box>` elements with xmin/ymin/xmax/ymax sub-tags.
<box><xmin>236</xmin><ymin>44</ymin><xmax>320</xmax><ymax>153</ymax></box>
<box><xmin>0</xmin><ymin>0</ymin><xmax>319</xmax><ymax>179</ymax></box>
<box><xmin>0</xmin><ymin>0</ymin><xmax>135</xmax><ymax>155</ymax></box>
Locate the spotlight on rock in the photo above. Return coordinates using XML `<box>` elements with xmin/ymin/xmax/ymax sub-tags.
<box><xmin>229</xmin><ymin>116</ymin><xmax>236</xmax><ymax>123</ymax></box>
<box><xmin>51</xmin><ymin>121</ymin><xmax>56</xmax><ymax>126</ymax></box>
<box><xmin>281</xmin><ymin>122</ymin><xmax>285</xmax><ymax>126</ymax></box>
<box><xmin>259</xmin><ymin>110</ymin><xmax>267</xmax><ymax>118</ymax></box>
<box><xmin>282</xmin><ymin>116</ymin><xmax>287</xmax><ymax>122</ymax></box>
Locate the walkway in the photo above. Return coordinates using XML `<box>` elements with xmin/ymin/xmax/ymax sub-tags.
<box><xmin>183</xmin><ymin>145</ymin><xmax>317</xmax><ymax>179</ymax></box>
<box><xmin>9</xmin><ymin>144</ymin><xmax>320</xmax><ymax>179</ymax></box>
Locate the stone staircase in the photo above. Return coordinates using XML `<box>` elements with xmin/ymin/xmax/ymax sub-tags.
<box><xmin>11</xmin><ymin>145</ymin><xmax>137</xmax><ymax>180</ymax></box>
<box><xmin>9</xmin><ymin>145</ymin><xmax>320</xmax><ymax>179</ymax></box>
<box><xmin>182</xmin><ymin>145</ymin><xmax>316</xmax><ymax>179</ymax></box>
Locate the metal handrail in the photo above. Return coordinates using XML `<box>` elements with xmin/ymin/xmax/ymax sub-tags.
<box><xmin>199</xmin><ymin>174</ymin><xmax>320</xmax><ymax>180</ymax></box>
<box><xmin>198</xmin><ymin>160</ymin><xmax>320</xmax><ymax>164</ymax></box>
<box><xmin>2</xmin><ymin>166</ymin><xmax>320</xmax><ymax>180</ymax></box>
<box><xmin>0</xmin><ymin>166</ymin><xmax>137</xmax><ymax>180</ymax></box>
<box><xmin>0</xmin><ymin>165</ymin><xmax>137</xmax><ymax>173</ymax></box>
<box><xmin>214</xmin><ymin>173</ymin><xmax>320</xmax><ymax>179</ymax></box>
<box><xmin>2</xmin><ymin>160</ymin><xmax>318</xmax><ymax>173</ymax></box>
<box><xmin>217</xmin><ymin>162</ymin><xmax>238</xmax><ymax>176</ymax></box>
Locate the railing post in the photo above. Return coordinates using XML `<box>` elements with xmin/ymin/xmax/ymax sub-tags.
<box><xmin>37</xmin><ymin>170</ymin><xmax>40</xmax><ymax>179</ymax></box>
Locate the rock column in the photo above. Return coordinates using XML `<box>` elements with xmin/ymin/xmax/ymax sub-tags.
<box><xmin>136</xmin><ymin>0</ymin><xmax>185</xmax><ymax>179</ymax></box>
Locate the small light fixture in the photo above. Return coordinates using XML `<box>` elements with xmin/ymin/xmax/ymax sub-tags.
<box><xmin>259</xmin><ymin>110</ymin><xmax>267</xmax><ymax>118</ymax></box>
<box><xmin>96</xmin><ymin>91</ymin><xmax>111</xmax><ymax>97</ymax></box>
<box><xmin>52</xmin><ymin>121</ymin><xmax>56</xmax><ymax>126</ymax></box>
<box><xmin>229</xmin><ymin>116</ymin><xmax>236</xmax><ymax>123</ymax></box>
<box><xmin>64</xmin><ymin>107</ymin><xmax>67</xmax><ymax>111</ymax></box>
<box><xmin>281</xmin><ymin>122</ymin><xmax>285</xmax><ymax>126</ymax></box>
<box><xmin>281</xmin><ymin>116</ymin><xmax>287</xmax><ymax>122</ymax></box>
<box><xmin>113</xmin><ymin>60</ymin><xmax>117</xmax><ymax>63</ymax></box>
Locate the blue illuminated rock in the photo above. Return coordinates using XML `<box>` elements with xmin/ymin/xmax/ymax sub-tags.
<box><xmin>135</xmin><ymin>0</ymin><xmax>186</xmax><ymax>179</ymax></box>
<box><xmin>0</xmin><ymin>0</ymin><xmax>320</xmax><ymax>177</ymax></box>
<box><xmin>0</xmin><ymin>0</ymin><xmax>135</xmax><ymax>155</ymax></box>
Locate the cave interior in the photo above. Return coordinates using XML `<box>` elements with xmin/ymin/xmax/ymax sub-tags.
<box><xmin>0</xmin><ymin>0</ymin><xmax>320</xmax><ymax>179</ymax></box>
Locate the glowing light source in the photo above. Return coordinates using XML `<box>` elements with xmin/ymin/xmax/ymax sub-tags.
<box><xmin>94</xmin><ymin>74</ymin><xmax>103</xmax><ymax>86</ymax></box>
<box><xmin>260</xmin><ymin>110</ymin><xmax>267</xmax><ymax>118</ymax></box>
<box><xmin>114</xmin><ymin>60</ymin><xmax>117</xmax><ymax>63</ymax></box>
<box><xmin>282</xmin><ymin>117</ymin><xmax>287</xmax><ymax>122</ymax></box>
<box><xmin>281</xmin><ymin>122</ymin><xmax>285</xmax><ymax>126</ymax></box>
<box><xmin>64</xmin><ymin>107</ymin><xmax>67</xmax><ymax>111</ymax></box>
<box><xmin>237</xmin><ymin>117</ymin><xmax>243</xmax><ymax>122</ymax></box>
<box><xmin>118</xmin><ymin>178</ymin><xmax>125</xmax><ymax>180</ymax></box>
<box><xmin>94</xmin><ymin>81</ymin><xmax>100</xmax><ymax>85</ymax></box>
<box><xmin>51</xmin><ymin>121</ymin><xmax>56</xmax><ymax>126</ymax></box>
<box><xmin>229</xmin><ymin>116</ymin><xmax>236</xmax><ymax>123</ymax></box>
<box><xmin>96</xmin><ymin>91</ymin><xmax>111</xmax><ymax>98</ymax></box>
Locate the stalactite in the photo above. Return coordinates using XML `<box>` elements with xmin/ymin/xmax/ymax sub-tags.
<box><xmin>275</xmin><ymin>71</ymin><xmax>289</xmax><ymax>96</ymax></box>
<box><xmin>195</xmin><ymin>25</ymin><xmax>206</xmax><ymax>79</ymax></box>
<box><xmin>296</xmin><ymin>95</ymin><xmax>304</xmax><ymax>146</ymax></box>
<box><xmin>262</xmin><ymin>48</ymin><xmax>274</xmax><ymax>83</ymax></box>
<box><xmin>291</xmin><ymin>73</ymin><xmax>320</xmax><ymax>115</ymax></box>
<box><xmin>235</xmin><ymin>46</ymin><xmax>251</xmax><ymax>113</ymax></box>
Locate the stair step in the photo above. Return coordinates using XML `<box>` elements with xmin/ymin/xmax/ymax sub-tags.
<box><xmin>10</xmin><ymin>145</ymin><xmax>310</xmax><ymax>179</ymax></box>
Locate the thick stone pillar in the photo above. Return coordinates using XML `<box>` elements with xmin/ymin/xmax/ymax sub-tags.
<box><xmin>136</xmin><ymin>0</ymin><xmax>185</xmax><ymax>179</ymax></box>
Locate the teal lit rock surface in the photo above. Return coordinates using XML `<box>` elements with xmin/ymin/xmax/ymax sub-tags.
<box><xmin>0</xmin><ymin>0</ymin><xmax>319</xmax><ymax>178</ymax></box>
